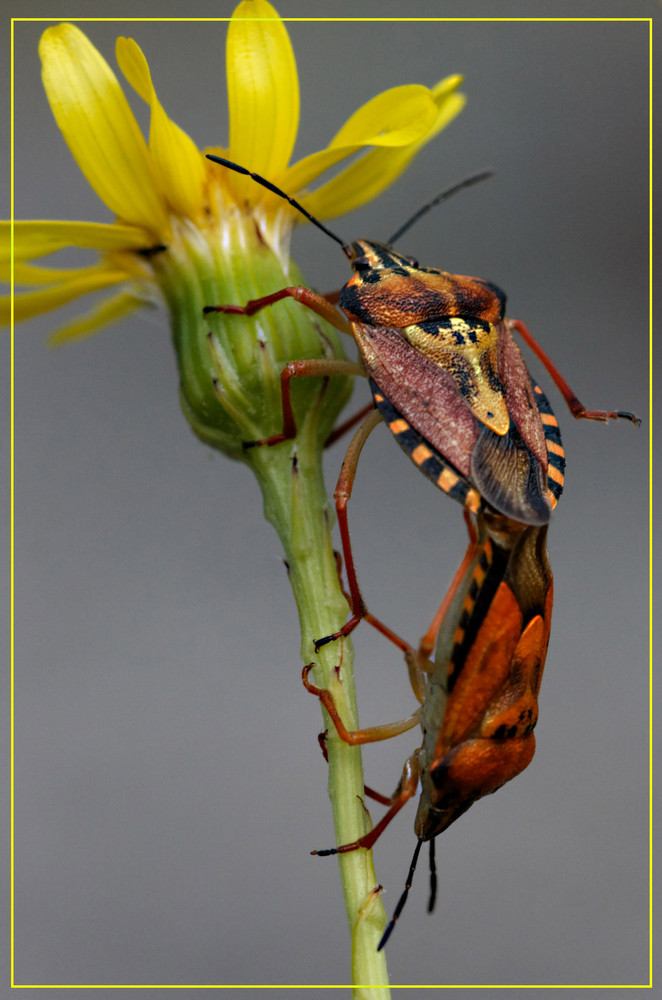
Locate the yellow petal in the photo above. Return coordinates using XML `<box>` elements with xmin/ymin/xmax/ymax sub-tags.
<box><xmin>330</xmin><ymin>85</ymin><xmax>438</xmax><ymax>148</ymax></box>
<box><xmin>0</xmin><ymin>265</ymin><xmax>128</xmax><ymax>325</ymax></box>
<box><xmin>1</xmin><ymin>260</ymin><xmax>128</xmax><ymax>285</ymax></box>
<box><xmin>39</xmin><ymin>24</ymin><xmax>169</xmax><ymax>236</ymax></box>
<box><xmin>426</xmin><ymin>75</ymin><xmax>468</xmax><ymax>142</ymax></box>
<box><xmin>430</xmin><ymin>73</ymin><xmax>465</xmax><ymax>103</ymax></box>
<box><xmin>116</xmin><ymin>37</ymin><xmax>206</xmax><ymax>221</ymax></box>
<box><xmin>48</xmin><ymin>290</ymin><xmax>140</xmax><ymax>345</ymax></box>
<box><xmin>226</xmin><ymin>0</ymin><xmax>299</xmax><ymax>203</ymax></box>
<box><xmin>280</xmin><ymin>85</ymin><xmax>437</xmax><ymax>198</ymax></box>
<box><xmin>0</xmin><ymin>220</ymin><xmax>150</xmax><ymax>262</ymax></box>
<box><xmin>303</xmin><ymin>77</ymin><xmax>466</xmax><ymax>222</ymax></box>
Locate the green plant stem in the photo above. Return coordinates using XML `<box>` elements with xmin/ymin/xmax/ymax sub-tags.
<box><xmin>248</xmin><ymin>420</ymin><xmax>391</xmax><ymax>996</ymax></box>
<box><xmin>162</xmin><ymin>221</ymin><xmax>391</xmax><ymax>992</ymax></box>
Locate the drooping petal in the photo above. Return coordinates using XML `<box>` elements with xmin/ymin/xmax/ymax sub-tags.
<box><xmin>116</xmin><ymin>37</ymin><xmax>206</xmax><ymax>221</ymax></box>
<box><xmin>0</xmin><ymin>220</ymin><xmax>150</xmax><ymax>262</ymax></box>
<box><xmin>39</xmin><ymin>23</ymin><xmax>170</xmax><ymax>236</ymax></box>
<box><xmin>330</xmin><ymin>85</ymin><xmax>439</xmax><ymax>149</ymax></box>
<box><xmin>226</xmin><ymin>0</ymin><xmax>299</xmax><ymax>203</ymax></box>
<box><xmin>280</xmin><ymin>85</ymin><xmax>437</xmax><ymax>197</ymax></box>
<box><xmin>424</xmin><ymin>75</ymin><xmax>469</xmax><ymax>145</ymax></box>
<box><xmin>48</xmin><ymin>290</ymin><xmax>141</xmax><ymax>344</ymax></box>
<box><xmin>303</xmin><ymin>75</ymin><xmax>466</xmax><ymax>222</ymax></box>
<box><xmin>1</xmin><ymin>265</ymin><xmax>129</xmax><ymax>325</ymax></box>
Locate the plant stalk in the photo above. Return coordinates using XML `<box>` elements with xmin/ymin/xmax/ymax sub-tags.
<box><xmin>248</xmin><ymin>423</ymin><xmax>391</xmax><ymax>995</ymax></box>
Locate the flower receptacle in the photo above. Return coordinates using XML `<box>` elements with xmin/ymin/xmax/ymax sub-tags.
<box><xmin>156</xmin><ymin>213</ymin><xmax>353</xmax><ymax>462</ymax></box>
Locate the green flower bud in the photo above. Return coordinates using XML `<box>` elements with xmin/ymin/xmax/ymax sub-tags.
<box><xmin>156</xmin><ymin>213</ymin><xmax>352</xmax><ymax>461</ymax></box>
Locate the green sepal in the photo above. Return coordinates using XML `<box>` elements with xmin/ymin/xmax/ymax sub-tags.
<box><xmin>158</xmin><ymin>214</ymin><xmax>352</xmax><ymax>460</ymax></box>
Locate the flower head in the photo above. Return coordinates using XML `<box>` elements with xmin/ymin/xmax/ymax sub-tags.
<box><xmin>4</xmin><ymin>1</ymin><xmax>465</xmax><ymax>454</ymax></box>
<box><xmin>8</xmin><ymin>6</ymin><xmax>469</xmax><ymax>975</ymax></box>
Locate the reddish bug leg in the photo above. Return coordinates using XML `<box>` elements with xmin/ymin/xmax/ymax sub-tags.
<box><xmin>316</xmin><ymin>729</ymin><xmax>394</xmax><ymax>806</ymax></box>
<box><xmin>204</xmin><ymin>285</ymin><xmax>352</xmax><ymax>334</ymax></box>
<box><xmin>328</xmin><ymin>542</ymin><xmax>418</xmax><ymax>658</ymax></box>
<box><xmin>312</xmin><ymin>751</ymin><xmax>421</xmax><ymax>856</ymax></box>
<box><xmin>302</xmin><ymin>665</ymin><xmax>421</xmax><ymax>746</ymax></box>
<box><xmin>303</xmin><ymin>663</ymin><xmax>421</xmax><ymax>850</ymax></box>
<box><xmin>314</xmin><ymin>408</ymin><xmax>384</xmax><ymax>650</ymax></box>
<box><xmin>395</xmin><ymin>511</ymin><xmax>481</xmax><ymax>706</ymax></box>
<box><xmin>415</xmin><ymin>510</ymin><xmax>479</xmax><ymax>662</ymax></box>
<box><xmin>245</xmin><ymin>357</ymin><xmax>364</xmax><ymax>448</ymax></box>
<box><xmin>360</xmin><ymin>611</ymin><xmax>418</xmax><ymax>656</ymax></box>
<box><xmin>331</xmin><ymin>530</ymin><xmax>422</xmax><ymax>656</ymax></box>
<box><xmin>324</xmin><ymin>400</ymin><xmax>376</xmax><ymax>449</ymax></box>
<box><xmin>364</xmin><ymin>786</ymin><xmax>395</xmax><ymax>807</ymax></box>
<box><xmin>330</xmin><ymin>547</ymin><xmax>428</xmax><ymax>711</ymax></box>
<box><xmin>509</xmin><ymin>318</ymin><xmax>641</xmax><ymax>425</ymax></box>
<box><xmin>204</xmin><ymin>285</ymin><xmax>362</xmax><ymax>448</ymax></box>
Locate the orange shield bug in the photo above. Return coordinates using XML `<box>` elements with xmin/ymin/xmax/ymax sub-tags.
<box><xmin>204</xmin><ymin>154</ymin><xmax>638</xmax><ymax>648</ymax></box>
<box><xmin>305</xmin><ymin>504</ymin><xmax>553</xmax><ymax>948</ymax></box>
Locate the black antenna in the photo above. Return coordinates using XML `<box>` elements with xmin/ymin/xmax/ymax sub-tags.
<box><xmin>206</xmin><ymin>155</ymin><xmax>350</xmax><ymax>254</ymax></box>
<box><xmin>377</xmin><ymin>837</ymin><xmax>424</xmax><ymax>951</ymax></box>
<box><xmin>427</xmin><ymin>837</ymin><xmax>437</xmax><ymax>913</ymax></box>
<box><xmin>386</xmin><ymin>169</ymin><xmax>494</xmax><ymax>246</ymax></box>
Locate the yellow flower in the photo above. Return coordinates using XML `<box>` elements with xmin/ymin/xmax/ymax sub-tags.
<box><xmin>3</xmin><ymin>2</ymin><xmax>464</xmax><ymax>344</ymax></box>
<box><xmin>7</xmin><ymin>6</ymin><xmax>468</xmax><ymax>976</ymax></box>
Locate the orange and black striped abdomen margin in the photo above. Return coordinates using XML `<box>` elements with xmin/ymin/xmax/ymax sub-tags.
<box><xmin>532</xmin><ymin>380</ymin><xmax>565</xmax><ymax>507</ymax></box>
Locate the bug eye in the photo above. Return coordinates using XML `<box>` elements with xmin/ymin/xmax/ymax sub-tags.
<box><xmin>405</xmin><ymin>256</ymin><xmax>419</xmax><ymax>268</ymax></box>
<box><xmin>353</xmin><ymin>257</ymin><xmax>371</xmax><ymax>272</ymax></box>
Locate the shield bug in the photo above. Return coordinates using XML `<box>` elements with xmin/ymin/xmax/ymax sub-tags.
<box><xmin>305</xmin><ymin>503</ymin><xmax>554</xmax><ymax>948</ymax></box>
<box><xmin>204</xmin><ymin>155</ymin><xmax>639</xmax><ymax>647</ymax></box>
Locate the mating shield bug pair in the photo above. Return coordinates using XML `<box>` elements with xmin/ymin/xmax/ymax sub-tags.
<box><xmin>302</xmin><ymin>384</ymin><xmax>564</xmax><ymax>945</ymax></box>
<box><xmin>204</xmin><ymin>154</ymin><xmax>639</xmax><ymax>946</ymax></box>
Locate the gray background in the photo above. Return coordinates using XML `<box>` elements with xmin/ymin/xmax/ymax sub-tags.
<box><xmin>6</xmin><ymin>0</ymin><xmax>653</xmax><ymax>995</ymax></box>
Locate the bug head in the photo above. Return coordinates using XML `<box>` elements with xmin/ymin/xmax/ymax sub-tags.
<box><xmin>346</xmin><ymin>239</ymin><xmax>421</xmax><ymax>277</ymax></box>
